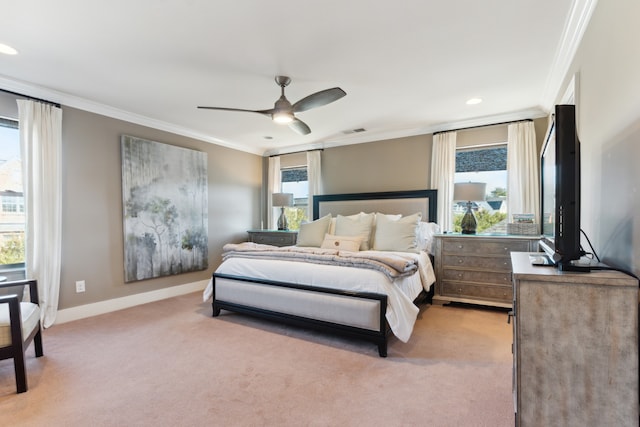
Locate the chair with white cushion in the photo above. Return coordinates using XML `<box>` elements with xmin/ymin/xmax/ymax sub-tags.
<box><xmin>0</xmin><ymin>279</ymin><xmax>43</xmax><ymax>393</ymax></box>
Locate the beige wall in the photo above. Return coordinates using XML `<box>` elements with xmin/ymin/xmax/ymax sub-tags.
<box><xmin>561</xmin><ymin>0</ymin><xmax>640</xmax><ymax>275</ymax></box>
<box><xmin>322</xmin><ymin>134</ymin><xmax>432</xmax><ymax>194</ymax></box>
<box><xmin>0</xmin><ymin>93</ymin><xmax>262</xmax><ymax>309</ymax></box>
<box><xmin>320</xmin><ymin>118</ymin><xmax>547</xmax><ymax>197</ymax></box>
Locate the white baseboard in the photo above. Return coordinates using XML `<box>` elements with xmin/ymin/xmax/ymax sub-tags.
<box><xmin>54</xmin><ymin>279</ymin><xmax>209</xmax><ymax>325</ymax></box>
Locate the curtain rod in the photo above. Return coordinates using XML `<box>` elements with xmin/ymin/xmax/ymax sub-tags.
<box><xmin>0</xmin><ymin>88</ymin><xmax>61</xmax><ymax>108</ymax></box>
<box><xmin>269</xmin><ymin>148</ymin><xmax>323</xmax><ymax>158</ymax></box>
<box><xmin>432</xmin><ymin>118</ymin><xmax>533</xmax><ymax>135</ymax></box>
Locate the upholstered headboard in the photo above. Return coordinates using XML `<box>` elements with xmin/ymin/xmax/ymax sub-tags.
<box><xmin>313</xmin><ymin>189</ymin><xmax>437</xmax><ymax>222</ymax></box>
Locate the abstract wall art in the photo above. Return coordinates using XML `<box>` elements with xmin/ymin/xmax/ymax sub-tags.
<box><xmin>121</xmin><ymin>135</ymin><xmax>208</xmax><ymax>282</ymax></box>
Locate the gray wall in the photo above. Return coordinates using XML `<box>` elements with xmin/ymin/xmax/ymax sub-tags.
<box><xmin>561</xmin><ymin>0</ymin><xmax>640</xmax><ymax>276</ymax></box>
<box><xmin>0</xmin><ymin>93</ymin><xmax>262</xmax><ymax>309</ymax></box>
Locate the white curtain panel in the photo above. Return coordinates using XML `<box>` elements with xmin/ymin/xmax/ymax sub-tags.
<box><xmin>307</xmin><ymin>150</ymin><xmax>322</xmax><ymax>220</ymax></box>
<box><xmin>17</xmin><ymin>100</ymin><xmax>63</xmax><ymax>328</ymax></box>
<box><xmin>507</xmin><ymin>121</ymin><xmax>539</xmax><ymax>224</ymax></box>
<box><xmin>430</xmin><ymin>131</ymin><xmax>457</xmax><ymax>232</ymax></box>
<box><xmin>267</xmin><ymin>156</ymin><xmax>281</xmax><ymax>229</ymax></box>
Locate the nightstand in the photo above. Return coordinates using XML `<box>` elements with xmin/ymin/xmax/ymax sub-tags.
<box><xmin>247</xmin><ymin>230</ymin><xmax>298</xmax><ymax>247</ymax></box>
<box><xmin>433</xmin><ymin>233</ymin><xmax>540</xmax><ymax>308</ymax></box>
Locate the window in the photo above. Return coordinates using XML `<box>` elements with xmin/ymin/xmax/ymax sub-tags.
<box><xmin>281</xmin><ymin>166</ymin><xmax>308</xmax><ymax>230</ymax></box>
<box><xmin>453</xmin><ymin>145</ymin><xmax>508</xmax><ymax>234</ymax></box>
<box><xmin>0</xmin><ymin>118</ymin><xmax>25</xmax><ymax>265</ymax></box>
<box><xmin>1</xmin><ymin>194</ymin><xmax>24</xmax><ymax>213</ymax></box>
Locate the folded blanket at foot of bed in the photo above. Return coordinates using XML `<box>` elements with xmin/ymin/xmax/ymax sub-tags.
<box><xmin>221</xmin><ymin>242</ymin><xmax>419</xmax><ymax>280</ymax></box>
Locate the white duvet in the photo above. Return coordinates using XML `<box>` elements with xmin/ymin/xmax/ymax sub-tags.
<box><xmin>203</xmin><ymin>250</ymin><xmax>435</xmax><ymax>343</ymax></box>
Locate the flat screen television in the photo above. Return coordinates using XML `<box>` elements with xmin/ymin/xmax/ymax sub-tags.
<box><xmin>539</xmin><ymin>104</ymin><xmax>584</xmax><ymax>270</ymax></box>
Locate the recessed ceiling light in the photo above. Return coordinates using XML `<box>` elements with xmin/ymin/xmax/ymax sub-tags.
<box><xmin>0</xmin><ymin>43</ymin><xmax>18</xmax><ymax>55</ymax></box>
<box><xmin>466</xmin><ymin>97</ymin><xmax>483</xmax><ymax>105</ymax></box>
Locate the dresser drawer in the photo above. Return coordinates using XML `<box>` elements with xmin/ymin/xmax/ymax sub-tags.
<box><xmin>442</xmin><ymin>239</ymin><xmax>531</xmax><ymax>255</ymax></box>
<box><xmin>247</xmin><ymin>231</ymin><xmax>297</xmax><ymax>247</ymax></box>
<box><xmin>440</xmin><ymin>281</ymin><xmax>513</xmax><ymax>302</ymax></box>
<box><xmin>442</xmin><ymin>254</ymin><xmax>511</xmax><ymax>271</ymax></box>
<box><xmin>433</xmin><ymin>234</ymin><xmax>539</xmax><ymax>308</ymax></box>
<box><xmin>442</xmin><ymin>268</ymin><xmax>511</xmax><ymax>285</ymax></box>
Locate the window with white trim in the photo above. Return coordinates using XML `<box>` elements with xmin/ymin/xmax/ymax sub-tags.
<box><xmin>281</xmin><ymin>166</ymin><xmax>308</xmax><ymax>230</ymax></box>
<box><xmin>453</xmin><ymin>144</ymin><xmax>508</xmax><ymax>234</ymax></box>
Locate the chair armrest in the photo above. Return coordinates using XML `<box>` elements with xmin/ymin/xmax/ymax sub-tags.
<box><xmin>0</xmin><ymin>294</ymin><xmax>23</xmax><ymax>346</ymax></box>
<box><xmin>0</xmin><ymin>280</ymin><xmax>39</xmax><ymax>306</ymax></box>
<box><xmin>0</xmin><ymin>293</ymin><xmax>20</xmax><ymax>305</ymax></box>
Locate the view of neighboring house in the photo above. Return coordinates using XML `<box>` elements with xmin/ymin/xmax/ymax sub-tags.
<box><xmin>0</xmin><ymin>157</ymin><xmax>25</xmax><ymax>265</ymax></box>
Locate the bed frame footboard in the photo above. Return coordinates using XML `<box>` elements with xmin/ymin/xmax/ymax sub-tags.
<box><xmin>213</xmin><ymin>273</ymin><xmax>390</xmax><ymax>357</ymax></box>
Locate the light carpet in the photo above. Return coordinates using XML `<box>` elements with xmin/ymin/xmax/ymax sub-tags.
<box><xmin>0</xmin><ymin>293</ymin><xmax>514</xmax><ymax>426</ymax></box>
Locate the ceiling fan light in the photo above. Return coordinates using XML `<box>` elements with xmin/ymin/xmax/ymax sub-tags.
<box><xmin>273</xmin><ymin>111</ymin><xmax>294</xmax><ymax>124</ymax></box>
<box><xmin>0</xmin><ymin>43</ymin><xmax>18</xmax><ymax>55</ymax></box>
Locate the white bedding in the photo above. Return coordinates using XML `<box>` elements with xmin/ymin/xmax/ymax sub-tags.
<box><xmin>203</xmin><ymin>250</ymin><xmax>435</xmax><ymax>343</ymax></box>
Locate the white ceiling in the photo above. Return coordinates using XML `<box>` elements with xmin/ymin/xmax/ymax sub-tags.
<box><xmin>0</xmin><ymin>0</ymin><xmax>595</xmax><ymax>156</ymax></box>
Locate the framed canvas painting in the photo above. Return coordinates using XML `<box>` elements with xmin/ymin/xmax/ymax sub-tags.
<box><xmin>121</xmin><ymin>135</ymin><xmax>208</xmax><ymax>282</ymax></box>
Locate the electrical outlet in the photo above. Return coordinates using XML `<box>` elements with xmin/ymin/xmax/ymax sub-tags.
<box><xmin>75</xmin><ymin>280</ymin><xmax>86</xmax><ymax>293</ymax></box>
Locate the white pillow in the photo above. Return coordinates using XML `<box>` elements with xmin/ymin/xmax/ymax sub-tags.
<box><xmin>296</xmin><ymin>214</ymin><xmax>332</xmax><ymax>247</ymax></box>
<box><xmin>320</xmin><ymin>234</ymin><xmax>363</xmax><ymax>252</ymax></box>
<box><xmin>373</xmin><ymin>212</ymin><xmax>422</xmax><ymax>253</ymax></box>
<box><xmin>328</xmin><ymin>212</ymin><xmax>362</xmax><ymax>235</ymax></box>
<box><xmin>334</xmin><ymin>213</ymin><xmax>375</xmax><ymax>250</ymax></box>
<box><xmin>370</xmin><ymin>213</ymin><xmax>402</xmax><ymax>248</ymax></box>
<box><xmin>416</xmin><ymin>222</ymin><xmax>441</xmax><ymax>254</ymax></box>
<box><xmin>328</xmin><ymin>217</ymin><xmax>337</xmax><ymax>235</ymax></box>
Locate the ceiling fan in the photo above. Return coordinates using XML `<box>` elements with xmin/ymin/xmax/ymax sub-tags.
<box><xmin>198</xmin><ymin>76</ymin><xmax>346</xmax><ymax>135</ymax></box>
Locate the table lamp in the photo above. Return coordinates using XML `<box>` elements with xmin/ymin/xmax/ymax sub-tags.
<box><xmin>453</xmin><ymin>182</ymin><xmax>487</xmax><ymax>234</ymax></box>
<box><xmin>272</xmin><ymin>192</ymin><xmax>294</xmax><ymax>230</ymax></box>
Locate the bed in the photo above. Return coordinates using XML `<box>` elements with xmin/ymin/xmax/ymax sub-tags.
<box><xmin>204</xmin><ymin>189</ymin><xmax>438</xmax><ymax>357</ymax></box>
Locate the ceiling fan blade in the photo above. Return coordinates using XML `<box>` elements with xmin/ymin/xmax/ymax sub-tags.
<box><xmin>288</xmin><ymin>118</ymin><xmax>311</xmax><ymax>135</ymax></box>
<box><xmin>292</xmin><ymin>87</ymin><xmax>346</xmax><ymax>113</ymax></box>
<box><xmin>197</xmin><ymin>106</ymin><xmax>273</xmax><ymax>117</ymax></box>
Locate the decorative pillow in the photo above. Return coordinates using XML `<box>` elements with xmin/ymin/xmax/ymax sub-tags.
<box><xmin>373</xmin><ymin>212</ymin><xmax>422</xmax><ymax>253</ymax></box>
<box><xmin>296</xmin><ymin>214</ymin><xmax>332</xmax><ymax>247</ymax></box>
<box><xmin>417</xmin><ymin>222</ymin><xmax>441</xmax><ymax>254</ymax></box>
<box><xmin>328</xmin><ymin>212</ymin><xmax>363</xmax><ymax>235</ymax></box>
<box><xmin>335</xmin><ymin>213</ymin><xmax>375</xmax><ymax>250</ymax></box>
<box><xmin>375</xmin><ymin>213</ymin><xmax>402</xmax><ymax>221</ymax></box>
<box><xmin>328</xmin><ymin>217</ymin><xmax>337</xmax><ymax>235</ymax></box>
<box><xmin>370</xmin><ymin>213</ymin><xmax>402</xmax><ymax>248</ymax></box>
<box><xmin>320</xmin><ymin>234</ymin><xmax>363</xmax><ymax>252</ymax></box>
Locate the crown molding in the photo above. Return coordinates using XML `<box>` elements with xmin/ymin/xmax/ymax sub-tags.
<box><xmin>0</xmin><ymin>75</ymin><xmax>263</xmax><ymax>156</ymax></box>
<box><xmin>539</xmin><ymin>0</ymin><xmax>598</xmax><ymax>109</ymax></box>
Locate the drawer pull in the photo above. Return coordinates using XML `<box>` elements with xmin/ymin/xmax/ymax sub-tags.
<box><xmin>458</xmin><ymin>245</ymin><xmax>463</xmax><ymax>249</ymax></box>
<box><xmin>458</xmin><ymin>273</ymin><xmax>463</xmax><ymax>278</ymax></box>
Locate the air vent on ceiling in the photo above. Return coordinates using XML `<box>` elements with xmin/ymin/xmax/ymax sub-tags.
<box><xmin>342</xmin><ymin>128</ymin><xmax>367</xmax><ymax>135</ymax></box>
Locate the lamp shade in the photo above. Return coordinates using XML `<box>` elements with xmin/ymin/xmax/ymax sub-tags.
<box><xmin>453</xmin><ymin>182</ymin><xmax>487</xmax><ymax>202</ymax></box>
<box><xmin>272</xmin><ymin>192</ymin><xmax>294</xmax><ymax>207</ymax></box>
